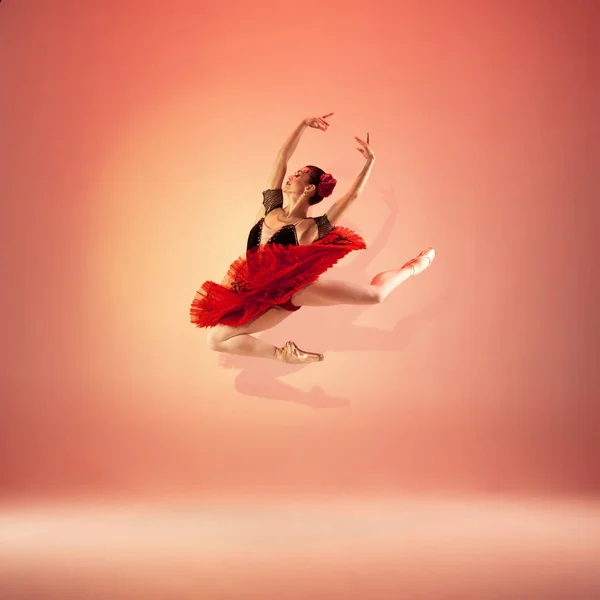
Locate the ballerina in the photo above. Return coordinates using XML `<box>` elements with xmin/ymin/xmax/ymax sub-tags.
<box><xmin>190</xmin><ymin>113</ymin><xmax>435</xmax><ymax>363</ymax></box>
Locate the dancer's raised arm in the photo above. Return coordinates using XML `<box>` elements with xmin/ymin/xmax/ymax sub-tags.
<box><xmin>265</xmin><ymin>114</ymin><xmax>334</xmax><ymax>190</ymax></box>
<box><xmin>327</xmin><ymin>134</ymin><xmax>375</xmax><ymax>225</ymax></box>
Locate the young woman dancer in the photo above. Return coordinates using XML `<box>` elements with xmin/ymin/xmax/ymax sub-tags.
<box><xmin>190</xmin><ymin>113</ymin><xmax>435</xmax><ymax>364</ymax></box>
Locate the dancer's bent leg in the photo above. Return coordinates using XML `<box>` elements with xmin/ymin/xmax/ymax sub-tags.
<box><xmin>206</xmin><ymin>308</ymin><xmax>292</xmax><ymax>359</ymax></box>
<box><xmin>205</xmin><ymin>307</ymin><xmax>323</xmax><ymax>363</ymax></box>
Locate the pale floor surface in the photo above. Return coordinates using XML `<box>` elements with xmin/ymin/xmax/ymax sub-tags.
<box><xmin>1</xmin><ymin>495</ymin><xmax>599</xmax><ymax>600</ymax></box>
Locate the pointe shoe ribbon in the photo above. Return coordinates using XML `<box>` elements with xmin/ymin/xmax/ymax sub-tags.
<box><xmin>275</xmin><ymin>341</ymin><xmax>324</xmax><ymax>364</ymax></box>
<box><xmin>402</xmin><ymin>247</ymin><xmax>435</xmax><ymax>276</ymax></box>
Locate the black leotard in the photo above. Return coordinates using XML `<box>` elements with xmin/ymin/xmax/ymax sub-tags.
<box><xmin>247</xmin><ymin>189</ymin><xmax>333</xmax><ymax>251</ymax></box>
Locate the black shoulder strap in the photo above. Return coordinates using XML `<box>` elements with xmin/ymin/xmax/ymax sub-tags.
<box><xmin>313</xmin><ymin>214</ymin><xmax>334</xmax><ymax>239</ymax></box>
<box><xmin>262</xmin><ymin>189</ymin><xmax>284</xmax><ymax>215</ymax></box>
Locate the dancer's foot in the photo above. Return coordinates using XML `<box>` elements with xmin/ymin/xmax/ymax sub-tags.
<box><xmin>275</xmin><ymin>341</ymin><xmax>324</xmax><ymax>364</ymax></box>
<box><xmin>402</xmin><ymin>247</ymin><xmax>435</xmax><ymax>277</ymax></box>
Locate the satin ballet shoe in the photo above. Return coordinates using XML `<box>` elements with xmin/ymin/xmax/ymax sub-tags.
<box><xmin>402</xmin><ymin>247</ymin><xmax>436</xmax><ymax>276</ymax></box>
<box><xmin>275</xmin><ymin>341</ymin><xmax>324</xmax><ymax>364</ymax></box>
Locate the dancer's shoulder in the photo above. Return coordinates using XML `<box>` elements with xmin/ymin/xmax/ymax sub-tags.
<box><xmin>312</xmin><ymin>213</ymin><xmax>334</xmax><ymax>239</ymax></box>
<box><xmin>262</xmin><ymin>189</ymin><xmax>284</xmax><ymax>215</ymax></box>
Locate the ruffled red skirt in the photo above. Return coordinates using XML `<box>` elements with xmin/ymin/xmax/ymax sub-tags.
<box><xmin>190</xmin><ymin>226</ymin><xmax>366</xmax><ymax>328</ymax></box>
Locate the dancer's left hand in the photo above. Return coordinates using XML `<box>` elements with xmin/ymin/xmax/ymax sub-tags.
<box><xmin>355</xmin><ymin>133</ymin><xmax>375</xmax><ymax>160</ymax></box>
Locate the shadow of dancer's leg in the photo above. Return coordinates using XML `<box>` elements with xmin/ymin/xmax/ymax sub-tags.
<box><xmin>235</xmin><ymin>369</ymin><xmax>349</xmax><ymax>409</ymax></box>
<box><xmin>322</xmin><ymin>313</ymin><xmax>431</xmax><ymax>353</ymax></box>
<box><xmin>309</xmin><ymin>295</ymin><xmax>447</xmax><ymax>353</ymax></box>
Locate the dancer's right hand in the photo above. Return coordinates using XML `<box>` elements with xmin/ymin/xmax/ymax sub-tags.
<box><xmin>304</xmin><ymin>113</ymin><xmax>334</xmax><ymax>131</ymax></box>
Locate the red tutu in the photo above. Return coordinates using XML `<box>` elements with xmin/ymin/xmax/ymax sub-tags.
<box><xmin>190</xmin><ymin>226</ymin><xmax>366</xmax><ymax>328</ymax></box>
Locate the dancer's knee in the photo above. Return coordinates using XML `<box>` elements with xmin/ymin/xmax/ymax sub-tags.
<box><xmin>206</xmin><ymin>328</ymin><xmax>229</xmax><ymax>351</ymax></box>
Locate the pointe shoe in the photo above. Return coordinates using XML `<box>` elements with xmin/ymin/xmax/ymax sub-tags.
<box><xmin>402</xmin><ymin>247</ymin><xmax>435</xmax><ymax>276</ymax></box>
<box><xmin>274</xmin><ymin>341</ymin><xmax>324</xmax><ymax>364</ymax></box>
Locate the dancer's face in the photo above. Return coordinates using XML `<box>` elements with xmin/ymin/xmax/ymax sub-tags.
<box><xmin>284</xmin><ymin>167</ymin><xmax>313</xmax><ymax>197</ymax></box>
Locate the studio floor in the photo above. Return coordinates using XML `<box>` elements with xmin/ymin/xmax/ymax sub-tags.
<box><xmin>1</xmin><ymin>495</ymin><xmax>599</xmax><ymax>600</ymax></box>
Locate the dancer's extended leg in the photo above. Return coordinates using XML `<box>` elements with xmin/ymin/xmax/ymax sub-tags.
<box><xmin>292</xmin><ymin>248</ymin><xmax>435</xmax><ymax>307</ymax></box>
<box><xmin>371</xmin><ymin>247</ymin><xmax>435</xmax><ymax>301</ymax></box>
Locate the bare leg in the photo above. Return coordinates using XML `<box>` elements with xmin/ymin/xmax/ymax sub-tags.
<box><xmin>292</xmin><ymin>248</ymin><xmax>435</xmax><ymax>307</ymax></box>
<box><xmin>206</xmin><ymin>248</ymin><xmax>434</xmax><ymax>362</ymax></box>
<box><xmin>206</xmin><ymin>308</ymin><xmax>323</xmax><ymax>363</ymax></box>
<box><xmin>371</xmin><ymin>247</ymin><xmax>435</xmax><ymax>301</ymax></box>
<box><xmin>206</xmin><ymin>308</ymin><xmax>292</xmax><ymax>359</ymax></box>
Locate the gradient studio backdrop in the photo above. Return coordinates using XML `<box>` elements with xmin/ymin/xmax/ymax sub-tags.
<box><xmin>1</xmin><ymin>0</ymin><xmax>597</xmax><ymax>499</ymax></box>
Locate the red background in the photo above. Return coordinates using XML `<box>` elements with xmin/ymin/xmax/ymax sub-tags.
<box><xmin>1</xmin><ymin>0</ymin><xmax>597</xmax><ymax>499</ymax></box>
